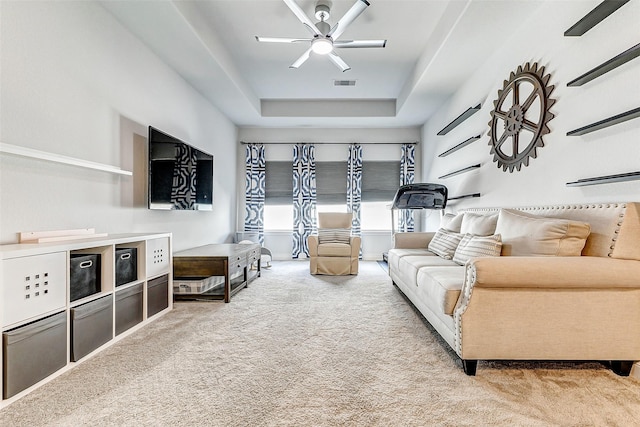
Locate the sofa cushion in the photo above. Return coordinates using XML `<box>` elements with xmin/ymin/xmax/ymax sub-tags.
<box><xmin>428</xmin><ymin>229</ymin><xmax>464</xmax><ymax>260</ymax></box>
<box><xmin>388</xmin><ymin>248</ymin><xmax>435</xmax><ymax>273</ymax></box>
<box><xmin>416</xmin><ymin>266</ymin><xmax>466</xmax><ymax>315</ymax></box>
<box><xmin>317</xmin><ymin>242</ymin><xmax>351</xmax><ymax>257</ymax></box>
<box><xmin>460</xmin><ymin>212</ymin><xmax>499</xmax><ymax>236</ymax></box>
<box><xmin>453</xmin><ymin>234</ymin><xmax>502</xmax><ymax>265</ymax></box>
<box><xmin>440</xmin><ymin>213</ymin><xmax>464</xmax><ymax>232</ymax></box>
<box><xmin>495</xmin><ymin>209</ymin><xmax>591</xmax><ymax>256</ymax></box>
<box><xmin>318</xmin><ymin>228</ymin><xmax>350</xmax><ymax>244</ymax></box>
<box><xmin>398</xmin><ymin>255</ymin><xmax>459</xmax><ymax>287</ymax></box>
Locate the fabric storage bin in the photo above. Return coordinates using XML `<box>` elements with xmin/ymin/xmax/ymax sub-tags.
<box><xmin>173</xmin><ymin>276</ymin><xmax>224</xmax><ymax>294</ymax></box>
<box><xmin>115</xmin><ymin>283</ymin><xmax>143</xmax><ymax>336</ymax></box>
<box><xmin>115</xmin><ymin>248</ymin><xmax>137</xmax><ymax>287</ymax></box>
<box><xmin>3</xmin><ymin>311</ymin><xmax>67</xmax><ymax>399</ymax></box>
<box><xmin>70</xmin><ymin>295</ymin><xmax>113</xmax><ymax>362</ymax></box>
<box><xmin>147</xmin><ymin>275</ymin><xmax>169</xmax><ymax>317</ymax></box>
<box><xmin>70</xmin><ymin>254</ymin><xmax>101</xmax><ymax>302</ymax></box>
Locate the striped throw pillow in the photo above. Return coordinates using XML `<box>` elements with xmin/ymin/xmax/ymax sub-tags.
<box><xmin>318</xmin><ymin>228</ymin><xmax>351</xmax><ymax>244</ymax></box>
<box><xmin>453</xmin><ymin>234</ymin><xmax>502</xmax><ymax>265</ymax></box>
<box><xmin>427</xmin><ymin>228</ymin><xmax>464</xmax><ymax>260</ymax></box>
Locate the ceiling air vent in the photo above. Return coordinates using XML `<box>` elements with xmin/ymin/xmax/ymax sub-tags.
<box><xmin>334</xmin><ymin>80</ymin><xmax>356</xmax><ymax>86</ymax></box>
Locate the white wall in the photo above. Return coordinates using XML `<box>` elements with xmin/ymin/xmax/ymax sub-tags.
<box><xmin>236</xmin><ymin>127</ymin><xmax>421</xmax><ymax>259</ymax></box>
<box><xmin>0</xmin><ymin>1</ymin><xmax>238</xmax><ymax>251</ymax></box>
<box><xmin>421</xmin><ymin>0</ymin><xmax>640</xmax><ymax>230</ymax></box>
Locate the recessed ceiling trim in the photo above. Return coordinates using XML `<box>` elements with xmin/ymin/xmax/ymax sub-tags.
<box><xmin>261</xmin><ymin>99</ymin><xmax>396</xmax><ymax>117</ymax></box>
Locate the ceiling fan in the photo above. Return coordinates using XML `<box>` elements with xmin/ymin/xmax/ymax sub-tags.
<box><xmin>255</xmin><ymin>0</ymin><xmax>386</xmax><ymax>72</ymax></box>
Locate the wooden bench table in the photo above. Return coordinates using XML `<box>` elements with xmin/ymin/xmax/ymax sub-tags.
<box><xmin>173</xmin><ymin>243</ymin><xmax>261</xmax><ymax>302</ymax></box>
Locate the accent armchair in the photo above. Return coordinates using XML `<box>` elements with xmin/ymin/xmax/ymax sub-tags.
<box><xmin>308</xmin><ymin>212</ymin><xmax>360</xmax><ymax>275</ymax></box>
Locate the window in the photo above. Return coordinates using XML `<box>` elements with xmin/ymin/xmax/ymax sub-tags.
<box><xmin>316</xmin><ymin>161</ymin><xmax>346</xmax><ymax>205</ymax></box>
<box><xmin>265</xmin><ymin>161</ymin><xmax>292</xmax><ymax>205</ymax></box>
<box><xmin>361</xmin><ymin>161</ymin><xmax>401</xmax><ymax>202</ymax></box>
<box><xmin>315</xmin><ymin>162</ymin><xmax>348</xmax><ymax>219</ymax></box>
<box><xmin>264</xmin><ymin>204</ymin><xmax>293</xmax><ymax>230</ymax></box>
<box><xmin>264</xmin><ymin>161</ymin><xmax>292</xmax><ymax>230</ymax></box>
<box><xmin>262</xmin><ymin>159</ymin><xmax>403</xmax><ymax>231</ymax></box>
<box><xmin>361</xmin><ymin>201</ymin><xmax>392</xmax><ymax>230</ymax></box>
<box><xmin>360</xmin><ymin>161</ymin><xmax>400</xmax><ymax>230</ymax></box>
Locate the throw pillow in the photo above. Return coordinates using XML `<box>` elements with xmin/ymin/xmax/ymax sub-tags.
<box><xmin>453</xmin><ymin>234</ymin><xmax>502</xmax><ymax>265</ymax></box>
<box><xmin>494</xmin><ymin>209</ymin><xmax>591</xmax><ymax>256</ymax></box>
<box><xmin>427</xmin><ymin>228</ymin><xmax>464</xmax><ymax>260</ymax></box>
<box><xmin>440</xmin><ymin>212</ymin><xmax>464</xmax><ymax>232</ymax></box>
<box><xmin>318</xmin><ymin>228</ymin><xmax>351</xmax><ymax>244</ymax></box>
<box><xmin>460</xmin><ymin>212</ymin><xmax>499</xmax><ymax>236</ymax></box>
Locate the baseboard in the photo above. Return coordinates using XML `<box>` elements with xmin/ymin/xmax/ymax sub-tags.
<box><xmin>270</xmin><ymin>255</ymin><xmax>386</xmax><ymax>261</ymax></box>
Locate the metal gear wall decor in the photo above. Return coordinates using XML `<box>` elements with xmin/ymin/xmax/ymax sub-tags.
<box><xmin>487</xmin><ymin>62</ymin><xmax>556</xmax><ymax>172</ymax></box>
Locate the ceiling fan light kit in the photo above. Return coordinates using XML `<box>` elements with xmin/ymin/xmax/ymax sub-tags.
<box><xmin>256</xmin><ymin>0</ymin><xmax>385</xmax><ymax>72</ymax></box>
<box><xmin>311</xmin><ymin>37</ymin><xmax>333</xmax><ymax>55</ymax></box>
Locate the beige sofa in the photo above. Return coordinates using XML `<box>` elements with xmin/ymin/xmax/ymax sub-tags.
<box><xmin>388</xmin><ymin>203</ymin><xmax>640</xmax><ymax>376</ymax></box>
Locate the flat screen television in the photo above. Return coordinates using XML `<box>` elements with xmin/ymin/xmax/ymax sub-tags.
<box><xmin>148</xmin><ymin>126</ymin><xmax>213</xmax><ymax>210</ymax></box>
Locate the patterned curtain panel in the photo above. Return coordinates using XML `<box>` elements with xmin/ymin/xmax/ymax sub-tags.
<box><xmin>244</xmin><ymin>144</ymin><xmax>266</xmax><ymax>244</ymax></box>
<box><xmin>347</xmin><ymin>143</ymin><xmax>363</xmax><ymax>238</ymax></box>
<box><xmin>171</xmin><ymin>144</ymin><xmax>197</xmax><ymax>210</ymax></box>
<box><xmin>399</xmin><ymin>143</ymin><xmax>416</xmax><ymax>232</ymax></box>
<box><xmin>292</xmin><ymin>144</ymin><xmax>317</xmax><ymax>258</ymax></box>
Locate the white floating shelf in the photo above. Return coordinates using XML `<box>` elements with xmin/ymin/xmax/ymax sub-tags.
<box><xmin>0</xmin><ymin>142</ymin><xmax>132</xmax><ymax>176</ymax></box>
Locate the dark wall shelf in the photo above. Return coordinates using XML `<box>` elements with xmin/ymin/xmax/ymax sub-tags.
<box><xmin>437</xmin><ymin>104</ymin><xmax>481</xmax><ymax>136</ymax></box>
<box><xmin>566</xmin><ymin>171</ymin><xmax>640</xmax><ymax>187</ymax></box>
<box><xmin>568</xmin><ymin>43</ymin><xmax>640</xmax><ymax>87</ymax></box>
<box><xmin>438</xmin><ymin>164</ymin><xmax>481</xmax><ymax>179</ymax></box>
<box><xmin>567</xmin><ymin>107</ymin><xmax>640</xmax><ymax>136</ymax></box>
<box><xmin>448</xmin><ymin>193</ymin><xmax>481</xmax><ymax>201</ymax></box>
<box><xmin>438</xmin><ymin>135</ymin><xmax>482</xmax><ymax>157</ymax></box>
<box><xmin>564</xmin><ymin>0</ymin><xmax>630</xmax><ymax>36</ymax></box>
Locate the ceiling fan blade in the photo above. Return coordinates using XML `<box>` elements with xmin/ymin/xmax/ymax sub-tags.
<box><xmin>328</xmin><ymin>52</ymin><xmax>351</xmax><ymax>72</ymax></box>
<box><xmin>283</xmin><ymin>0</ymin><xmax>322</xmax><ymax>36</ymax></box>
<box><xmin>255</xmin><ymin>36</ymin><xmax>311</xmax><ymax>44</ymax></box>
<box><xmin>290</xmin><ymin>47</ymin><xmax>313</xmax><ymax>69</ymax></box>
<box><xmin>334</xmin><ymin>39</ymin><xmax>387</xmax><ymax>48</ymax></box>
<box><xmin>328</xmin><ymin>0</ymin><xmax>369</xmax><ymax>40</ymax></box>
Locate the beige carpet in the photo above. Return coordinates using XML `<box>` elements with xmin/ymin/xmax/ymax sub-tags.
<box><xmin>1</xmin><ymin>261</ymin><xmax>640</xmax><ymax>426</ymax></box>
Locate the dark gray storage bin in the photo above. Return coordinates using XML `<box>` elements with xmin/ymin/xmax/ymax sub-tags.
<box><xmin>147</xmin><ymin>275</ymin><xmax>169</xmax><ymax>317</ymax></box>
<box><xmin>3</xmin><ymin>311</ymin><xmax>67</xmax><ymax>399</ymax></box>
<box><xmin>70</xmin><ymin>253</ymin><xmax>101</xmax><ymax>302</ymax></box>
<box><xmin>71</xmin><ymin>295</ymin><xmax>113</xmax><ymax>362</ymax></box>
<box><xmin>115</xmin><ymin>283</ymin><xmax>143</xmax><ymax>336</ymax></box>
<box><xmin>115</xmin><ymin>248</ymin><xmax>137</xmax><ymax>287</ymax></box>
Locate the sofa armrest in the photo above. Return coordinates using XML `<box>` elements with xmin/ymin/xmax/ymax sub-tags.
<box><xmin>350</xmin><ymin>236</ymin><xmax>361</xmax><ymax>258</ymax></box>
<box><xmin>455</xmin><ymin>255</ymin><xmax>640</xmax><ymax>325</ymax></box>
<box><xmin>470</xmin><ymin>256</ymin><xmax>640</xmax><ymax>289</ymax></box>
<box><xmin>307</xmin><ymin>235</ymin><xmax>319</xmax><ymax>257</ymax></box>
<box><xmin>393</xmin><ymin>232</ymin><xmax>435</xmax><ymax>249</ymax></box>
<box><xmin>453</xmin><ymin>255</ymin><xmax>640</xmax><ymax>360</ymax></box>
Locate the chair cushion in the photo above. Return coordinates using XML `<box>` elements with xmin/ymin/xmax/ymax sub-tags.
<box><xmin>453</xmin><ymin>234</ymin><xmax>502</xmax><ymax>265</ymax></box>
<box><xmin>318</xmin><ymin>242</ymin><xmax>352</xmax><ymax>257</ymax></box>
<box><xmin>318</xmin><ymin>228</ymin><xmax>351</xmax><ymax>244</ymax></box>
<box><xmin>495</xmin><ymin>209</ymin><xmax>591</xmax><ymax>256</ymax></box>
<box><xmin>427</xmin><ymin>228</ymin><xmax>464</xmax><ymax>260</ymax></box>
